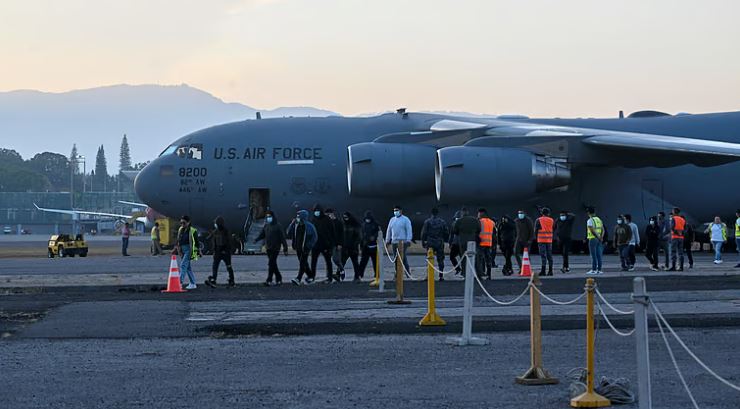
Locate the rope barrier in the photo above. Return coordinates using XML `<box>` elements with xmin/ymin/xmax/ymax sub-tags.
<box><xmin>651</xmin><ymin>301</ymin><xmax>740</xmax><ymax>392</ymax></box>
<box><xmin>530</xmin><ymin>284</ymin><xmax>586</xmax><ymax>305</ymax></box>
<box><xmin>654</xmin><ymin>310</ymin><xmax>701</xmax><ymax>409</ymax></box>
<box><xmin>426</xmin><ymin>257</ymin><xmax>465</xmax><ymax>277</ymax></box>
<box><xmin>473</xmin><ymin>270</ymin><xmax>531</xmax><ymax>306</ymax></box>
<box><xmin>595</xmin><ymin>287</ymin><xmax>635</xmax><ymax>315</ymax></box>
<box><xmin>595</xmin><ymin>299</ymin><xmax>635</xmax><ymax>337</ymax></box>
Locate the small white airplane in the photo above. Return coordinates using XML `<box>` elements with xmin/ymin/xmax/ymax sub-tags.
<box><xmin>33</xmin><ymin>202</ymin><xmax>153</xmax><ymax>227</ymax></box>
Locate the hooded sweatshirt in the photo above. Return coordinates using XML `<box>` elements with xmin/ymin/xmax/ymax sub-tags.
<box><xmin>341</xmin><ymin>212</ymin><xmax>362</xmax><ymax>251</ymax></box>
<box><xmin>361</xmin><ymin>211</ymin><xmax>381</xmax><ymax>248</ymax></box>
<box><xmin>256</xmin><ymin>213</ymin><xmax>288</xmax><ymax>252</ymax></box>
<box><xmin>287</xmin><ymin>210</ymin><xmax>318</xmax><ymax>251</ymax></box>
<box><xmin>311</xmin><ymin>204</ymin><xmax>336</xmax><ymax>250</ymax></box>
<box><xmin>498</xmin><ymin>216</ymin><xmax>516</xmax><ymax>243</ymax></box>
<box><xmin>212</xmin><ymin>216</ymin><xmax>232</xmax><ymax>254</ymax></box>
<box><xmin>448</xmin><ymin>210</ymin><xmax>463</xmax><ymax>245</ymax></box>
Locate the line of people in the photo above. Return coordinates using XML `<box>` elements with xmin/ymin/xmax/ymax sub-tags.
<box><xmin>171</xmin><ymin>206</ymin><xmax>740</xmax><ymax>289</ymax></box>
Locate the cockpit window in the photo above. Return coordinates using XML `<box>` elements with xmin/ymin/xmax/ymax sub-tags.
<box><xmin>175</xmin><ymin>144</ymin><xmax>203</xmax><ymax>160</ymax></box>
<box><xmin>160</xmin><ymin>145</ymin><xmax>178</xmax><ymax>157</ymax></box>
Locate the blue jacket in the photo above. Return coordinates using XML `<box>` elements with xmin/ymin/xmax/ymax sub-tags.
<box><xmin>286</xmin><ymin>210</ymin><xmax>318</xmax><ymax>251</ymax></box>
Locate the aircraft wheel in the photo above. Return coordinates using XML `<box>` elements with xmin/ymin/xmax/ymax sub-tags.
<box><xmin>80</xmin><ymin>251</ymin><xmax>88</xmax><ymax>257</ymax></box>
<box><xmin>48</xmin><ymin>249</ymin><xmax>54</xmax><ymax>259</ymax></box>
<box><xmin>59</xmin><ymin>246</ymin><xmax>66</xmax><ymax>258</ymax></box>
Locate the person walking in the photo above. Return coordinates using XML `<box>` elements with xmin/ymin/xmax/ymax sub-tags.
<box><xmin>625</xmin><ymin>214</ymin><xmax>640</xmax><ymax>271</ymax></box>
<box><xmin>386</xmin><ymin>205</ymin><xmax>413</xmax><ymax>274</ymax></box>
<box><xmin>287</xmin><ymin>210</ymin><xmax>318</xmax><ymax>285</ymax></box>
<box><xmin>534</xmin><ymin>208</ymin><xmax>555</xmax><ymax>276</ymax></box>
<box><xmin>514</xmin><ymin>210</ymin><xmax>534</xmax><ymax>273</ymax></box>
<box><xmin>645</xmin><ymin>216</ymin><xmax>660</xmax><ymax>271</ymax></box>
<box><xmin>452</xmin><ymin>207</ymin><xmax>481</xmax><ymax>276</ymax></box>
<box><xmin>339</xmin><ymin>212</ymin><xmax>362</xmax><ymax>282</ymax></box>
<box><xmin>448</xmin><ymin>210</ymin><xmax>464</xmax><ymax>275</ymax></box>
<box><xmin>683</xmin><ymin>221</ymin><xmax>695</xmax><ymax>269</ymax></box>
<box><xmin>657</xmin><ymin>211</ymin><xmax>672</xmax><ymax>269</ymax></box>
<box><xmin>174</xmin><ymin>215</ymin><xmax>199</xmax><ymax>289</ymax></box>
<box><xmin>476</xmin><ymin>208</ymin><xmax>495</xmax><ymax>279</ymax></box>
<box><xmin>325</xmin><ymin>208</ymin><xmax>346</xmax><ymax>281</ymax></box>
<box><xmin>586</xmin><ymin>207</ymin><xmax>605</xmax><ymax>275</ymax></box>
<box><xmin>555</xmin><ymin>210</ymin><xmax>574</xmax><ymax>273</ymax></box>
<box><xmin>421</xmin><ymin>208</ymin><xmax>449</xmax><ymax>281</ymax></box>
<box><xmin>121</xmin><ymin>222</ymin><xmax>131</xmax><ymax>256</ymax></box>
<box><xmin>205</xmin><ymin>216</ymin><xmax>236</xmax><ymax>288</ymax></box>
<box><xmin>614</xmin><ymin>215</ymin><xmax>633</xmax><ymax>271</ymax></box>
<box><xmin>668</xmin><ymin>207</ymin><xmax>686</xmax><ymax>271</ymax></box>
<box><xmin>255</xmin><ymin>210</ymin><xmax>288</xmax><ymax>286</ymax></box>
<box><xmin>310</xmin><ymin>204</ymin><xmax>339</xmax><ymax>283</ymax></box>
<box><xmin>358</xmin><ymin>211</ymin><xmax>381</xmax><ymax>279</ymax></box>
<box><xmin>150</xmin><ymin>222</ymin><xmax>162</xmax><ymax>256</ymax></box>
<box><xmin>705</xmin><ymin>216</ymin><xmax>728</xmax><ymax>264</ymax></box>
<box><xmin>497</xmin><ymin>215</ymin><xmax>516</xmax><ymax>276</ymax></box>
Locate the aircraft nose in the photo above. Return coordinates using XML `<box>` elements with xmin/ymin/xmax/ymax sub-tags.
<box><xmin>134</xmin><ymin>162</ymin><xmax>158</xmax><ymax>206</ymax></box>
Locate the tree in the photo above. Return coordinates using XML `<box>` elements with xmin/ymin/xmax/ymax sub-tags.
<box><xmin>119</xmin><ymin>134</ymin><xmax>132</xmax><ymax>172</ymax></box>
<box><xmin>70</xmin><ymin>144</ymin><xmax>79</xmax><ymax>173</ymax></box>
<box><xmin>0</xmin><ymin>163</ymin><xmax>49</xmax><ymax>192</ymax></box>
<box><xmin>94</xmin><ymin>145</ymin><xmax>108</xmax><ymax>191</ymax></box>
<box><xmin>27</xmin><ymin>152</ymin><xmax>71</xmax><ymax>191</ymax></box>
<box><xmin>0</xmin><ymin>148</ymin><xmax>24</xmax><ymax>165</ymax></box>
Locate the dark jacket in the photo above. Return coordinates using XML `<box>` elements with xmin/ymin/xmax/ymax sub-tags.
<box><xmin>555</xmin><ymin>214</ymin><xmax>575</xmax><ymax>241</ymax></box>
<box><xmin>453</xmin><ymin>215</ymin><xmax>481</xmax><ymax>249</ymax></box>
<box><xmin>311</xmin><ymin>205</ymin><xmax>335</xmax><ymax>249</ymax></box>
<box><xmin>645</xmin><ymin>221</ymin><xmax>660</xmax><ymax>244</ymax></box>
<box><xmin>360</xmin><ymin>211</ymin><xmax>381</xmax><ymax>248</ymax></box>
<box><xmin>614</xmin><ymin>223</ymin><xmax>632</xmax><ymax>246</ymax></box>
<box><xmin>211</xmin><ymin>216</ymin><xmax>231</xmax><ymax>254</ymax></box>
<box><xmin>256</xmin><ymin>215</ymin><xmax>288</xmax><ymax>252</ymax></box>
<box><xmin>287</xmin><ymin>210</ymin><xmax>318</xmax><ymax>251</ymax></box>
<box><xmin>448</xmin><ymin>211</ymin><xmax>463</xmax><ymax>246</ymax></box>
<box><xmin>497</xmin><ymin>217</ymin><xmax>516</xmax><ymax>243</ymax></box>
<box><xmin>341</xmin><ymin>213</ymin><xmax>362</xmax><ymax>252</ymax></box>
<box><xmin>658</xmin><ymin>218</ymin><xmax>672</xmax><ymax>242</ymax></box>
<box><xmin>683</xmin><ymin>223</ymin><xmax>695</xmax><ymax>249</ymax></box>
<box><xmin>421</xmin><ymin>215</ymin><xmax>449</xmax><ymax>249</ymax></box>
<box><xmin>515</xmin><ymin>216</ymin><xmax>535</xmax><ymax>244</ymax></box>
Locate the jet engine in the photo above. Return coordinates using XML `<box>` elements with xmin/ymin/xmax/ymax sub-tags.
<box><xmin>435</xmin><ymin>146</ymin><xmax>571</xmax><ymax>202</ymax></box>
<box><xmin>347</xmin><ymin>142</ymin><xmax>437</xmax><ymax>197</ymax></box>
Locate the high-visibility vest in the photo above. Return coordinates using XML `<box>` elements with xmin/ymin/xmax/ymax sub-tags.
<box><xmin>479</xmin><ymin>218</ymin><xmax>495</xmax><ymax>247</ymax></box>
<box><xmin>587</xmin><ymin>217</ymin><xmax>603</xmax><ymax>240</ymax></box>
<box><xmin>736</xmin><ymin>218</ymin><xmax>740</xmax><ymax>237</ymax></box>
<box><xmin>671</xmin><ymin>216</ymin><xmax>686</xmax><ymax>239</ymax></box>
<box><xmin>536</xmin><ymin>216</ymin><xmax>554</xmax><ymax>244</ymax></box>
<box><xmin>151</xmin><ymin>226</ymin><xmax>158</xmax><ymax>240</ymax></box>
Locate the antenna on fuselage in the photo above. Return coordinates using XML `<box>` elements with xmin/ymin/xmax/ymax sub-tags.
<box><xmin>256</xmin><ymin>112</ymin><xmax>262</xmax><ymax>120</ymax></box>
<box><xmin>618</xmin><ymin>110</ymin><xmax>624</xmax><ymax>119</ymax></box>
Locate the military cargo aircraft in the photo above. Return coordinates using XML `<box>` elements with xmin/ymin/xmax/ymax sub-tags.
<box><xmin>134</xmin><ymin>110</ymin><xmax>740</xmax><ymax>245</ymax></box>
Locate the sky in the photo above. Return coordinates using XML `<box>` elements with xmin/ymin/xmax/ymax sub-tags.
<box><xmin>1</xmin><ymin>0</ymin><xmax>739</xmax><ymax>117</ymax></box>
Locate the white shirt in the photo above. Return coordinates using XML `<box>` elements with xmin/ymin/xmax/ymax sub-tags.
<box><xmin>628</xmin><ymin>222</ymin><xmax>640</xmax><ymax>246</ymax></box>
<box><xmin>710</xmin><ymin>224</ymin><xmax>725</xmax><ymax>242</ymax></box>
<box><xmin>387</xmin><ymin>215</ymin><xmax>413</xmax><ymax>244</ymax></box>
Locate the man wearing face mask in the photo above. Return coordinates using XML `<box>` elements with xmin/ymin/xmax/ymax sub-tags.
<box><xmin>386</xmin><ymin>205</ymin><xmax>413</xmax><ymax>274</ymax></box>
<box><xmin>310</xmin><ymin>204</ymin><xmax>339</xmax><ymax>283</ymax></box>
<box><xmin>555</xmin><ymin>210</ymin><xmax>574</xmax><ymax>273</ymax></box>
<box><xmin>668</xmin><ymin>207</ymin><xmax>686</xmax><ymax>271</ymax></box>
<box><xmin>644</xmin><ymin>216</ymin><xmax>660</xmax><ymax>271</ymax></box>
<box><xmin>614</xmin><ymin>215</ymin><xmax>633</xmax><ymax>271</ymax></box>
<box><xmin>358</xmin><ymin>211</ymin><xmax>381</xmax><ymax>279</ymax></box>
<box><xmin>497</xmin><ymin>215</ymin><xmax>516</xmax><ymax>276</ymax></box>
<box><xmin>534</xmin><ymin>207</ymin><xmax>554</xmax><ymax>276</ymax></box>
<box><xmin>339</xmin><ymin>212</ymin><xmax>362</xmax><ymax>282</ymax></box>
<box><xmin>514</xmin><ymin>210</ymin><xmax>534</xmax><ymax>273</ymax></box>
<box><xmin>586</xmin><ymin>207</ymin><xmax>605</xmax><ymax>275</ymax></box>
<box><xmin>325</xmin><ymin>208</ymin><xmax>346</xmax><ymax>281</ymax></box>
<box><xmin>205</xmin><ymin>216</ymin><xmax>235</xmax><ymax>288</ymax></box>
<box><xmin>287</xmin><ymin>210</ymin><xmax>318</xmax><ymax>285</ymax></box>
<box><xmin>625</xmin><ymin>214</ymin><xmax>640</xmax><ymax>271</ymax></box>
<box><xmin>255</xmin><ymin>210</ymin><xmax>288</xmax><ymax>286</ymax></box>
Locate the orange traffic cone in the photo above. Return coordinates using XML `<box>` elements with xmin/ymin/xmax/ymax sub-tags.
<box><xmin>162</xmin><ymin>255</ymin><xmax>186</xmax><ymax>293</ymax></box>
<box><xmin>519</xmin><ymin>247</ymin><xmax>532</xmax><ymax>277</ymax></box>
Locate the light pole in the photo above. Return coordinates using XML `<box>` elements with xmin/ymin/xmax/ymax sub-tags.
<box><xmin>70</xmin><ymin>155</ymin><xmax>86</xmax><ymax>208</ymax></box>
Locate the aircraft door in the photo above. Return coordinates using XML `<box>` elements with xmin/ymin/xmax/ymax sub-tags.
<box><xmin>641</xmin><ymin>179</ymin><xmax>663</xmax><ymax>219</ymax></box>
<box><xmin>249</xmin><ymin>188</ymin><xmax>270</xmax><ymax>219</ymax></box>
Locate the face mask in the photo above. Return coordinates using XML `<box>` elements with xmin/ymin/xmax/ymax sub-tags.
<box><xmin>617</xmin><ymin>220</ymin><xmax>623</xmax><ymax>225</ymax></box>
<box><xmin>560</xmin><ymin>215</ymin><xmax>566</xmax><ymax>221</ymax></box>
<box><xmin>650</xmin><ymin>221</ymin><xmax>655</xmax><ymax>225</ymax></box>
<box><xmin>518</xmin><ymin>213</ymin><xmax>525</xmax><ymax>220</ymax></box>
<box><xmin>365</xmin><ymin>218</ymin><xmax>371</xmax><ymax>223</ymax></box>
<box><xmin>214</xmin><ymin>223</ymin><xmax>218</xmax><ymax>229</ymax></box>
<box><xmin>343</xmin><ymin>218</ymin><xmax>349</xmax><ymax>222</ymax></box>
<box><xmin>394</xmin><ymin>210</ymin><xmax>401</xmax><ymax>217</ymax></box>
<box><xmin>266</xmin><ymin>217</ymin><xmax>273</xmax><ymax>223</ymax></box>
<box><xmin>314</xmin><ymin>211</ymin><xmax>321</xmax><ymax>217</ymax></box>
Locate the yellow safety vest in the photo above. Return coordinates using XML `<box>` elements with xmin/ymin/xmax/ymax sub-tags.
<box><xmin>150</xmin><ymin>226</ymin><xmax>158</xmax><ymax>240</ymax></box>
<box><xmin>587</xmin><ymin>217</ymin><xmax>603</xmax><ymax>240</ymax></box>
<box><xmin>736</xmin><ymin>218</ymin><xmax>740</xmax><ymax>237</ymax></box>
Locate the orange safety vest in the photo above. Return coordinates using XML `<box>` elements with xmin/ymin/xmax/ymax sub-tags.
<box><xmin>672</xmin><ymin>216</ymin><xmax>686</xmax><ymax>239</ymax></box>
<box><xmin>537</xmin><ymin>216</ymin><xmax>554</xmax><ymax>244</ymax></box>
<box><xmin>479</xmin><ymin>218</ymin><xmax>495</xmax><ymax>247</ymax></box>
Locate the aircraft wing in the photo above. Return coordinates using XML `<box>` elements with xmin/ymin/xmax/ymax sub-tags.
<box><xmin>581</xmin><ymin>133</ymin><xmax>740</xmax><ymax>158</ymax></box>
<box><xmin>33</xmin><ymin>203</ymin><xmax>135</xmax><ymax>219</ymax></box>
<box><xmin>118</xmin><ymin>200</ymin><xmax>147</xmax><ymax>207</ymax></box>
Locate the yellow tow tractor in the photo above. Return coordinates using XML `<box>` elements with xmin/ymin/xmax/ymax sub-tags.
<box><xmin>48</xmin><ymin>234</ymin><xmax>89</xmax><ymax>258</ymax></box>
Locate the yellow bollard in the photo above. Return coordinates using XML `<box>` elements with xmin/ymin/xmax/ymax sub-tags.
<box><xmin>419</xmin><ymin>248</ymin><xmax>446</xmax><ymax>326</ymax></box>
<box><xmin>516</xmin><ymin>271</ymin><xmax>558</xmax><ymax>385</ymax></box>
<box><xmin>570</xmin><ymin>278</ymin><xmax>611</xmax><ymax>408</ymax></box>
<box><xmin>369</xmin><ymin>239</ymin><xmax>380</xmax><ymax>287</ymax></box>
<box><xmin>388</xmin><ymin>241</ymin><xmax>411</xmax><ymax>305</ymax></box>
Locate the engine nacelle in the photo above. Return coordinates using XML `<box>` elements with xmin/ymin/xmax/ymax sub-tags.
<box><xmin>435</xmin><ymin>146</ymin><xmax>570</xmax><ymax>202</ymax></box>
<box><xmin>347</xmin><ymin>142</ymin><xmax>437</xmax><ymax>197</ymax></box>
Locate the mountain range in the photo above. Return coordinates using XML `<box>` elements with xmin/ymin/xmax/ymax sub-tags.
<box><xmin>0</xmin><ymin>84</ymin><xmax>339</xmax><ymax>174</ymax></box>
